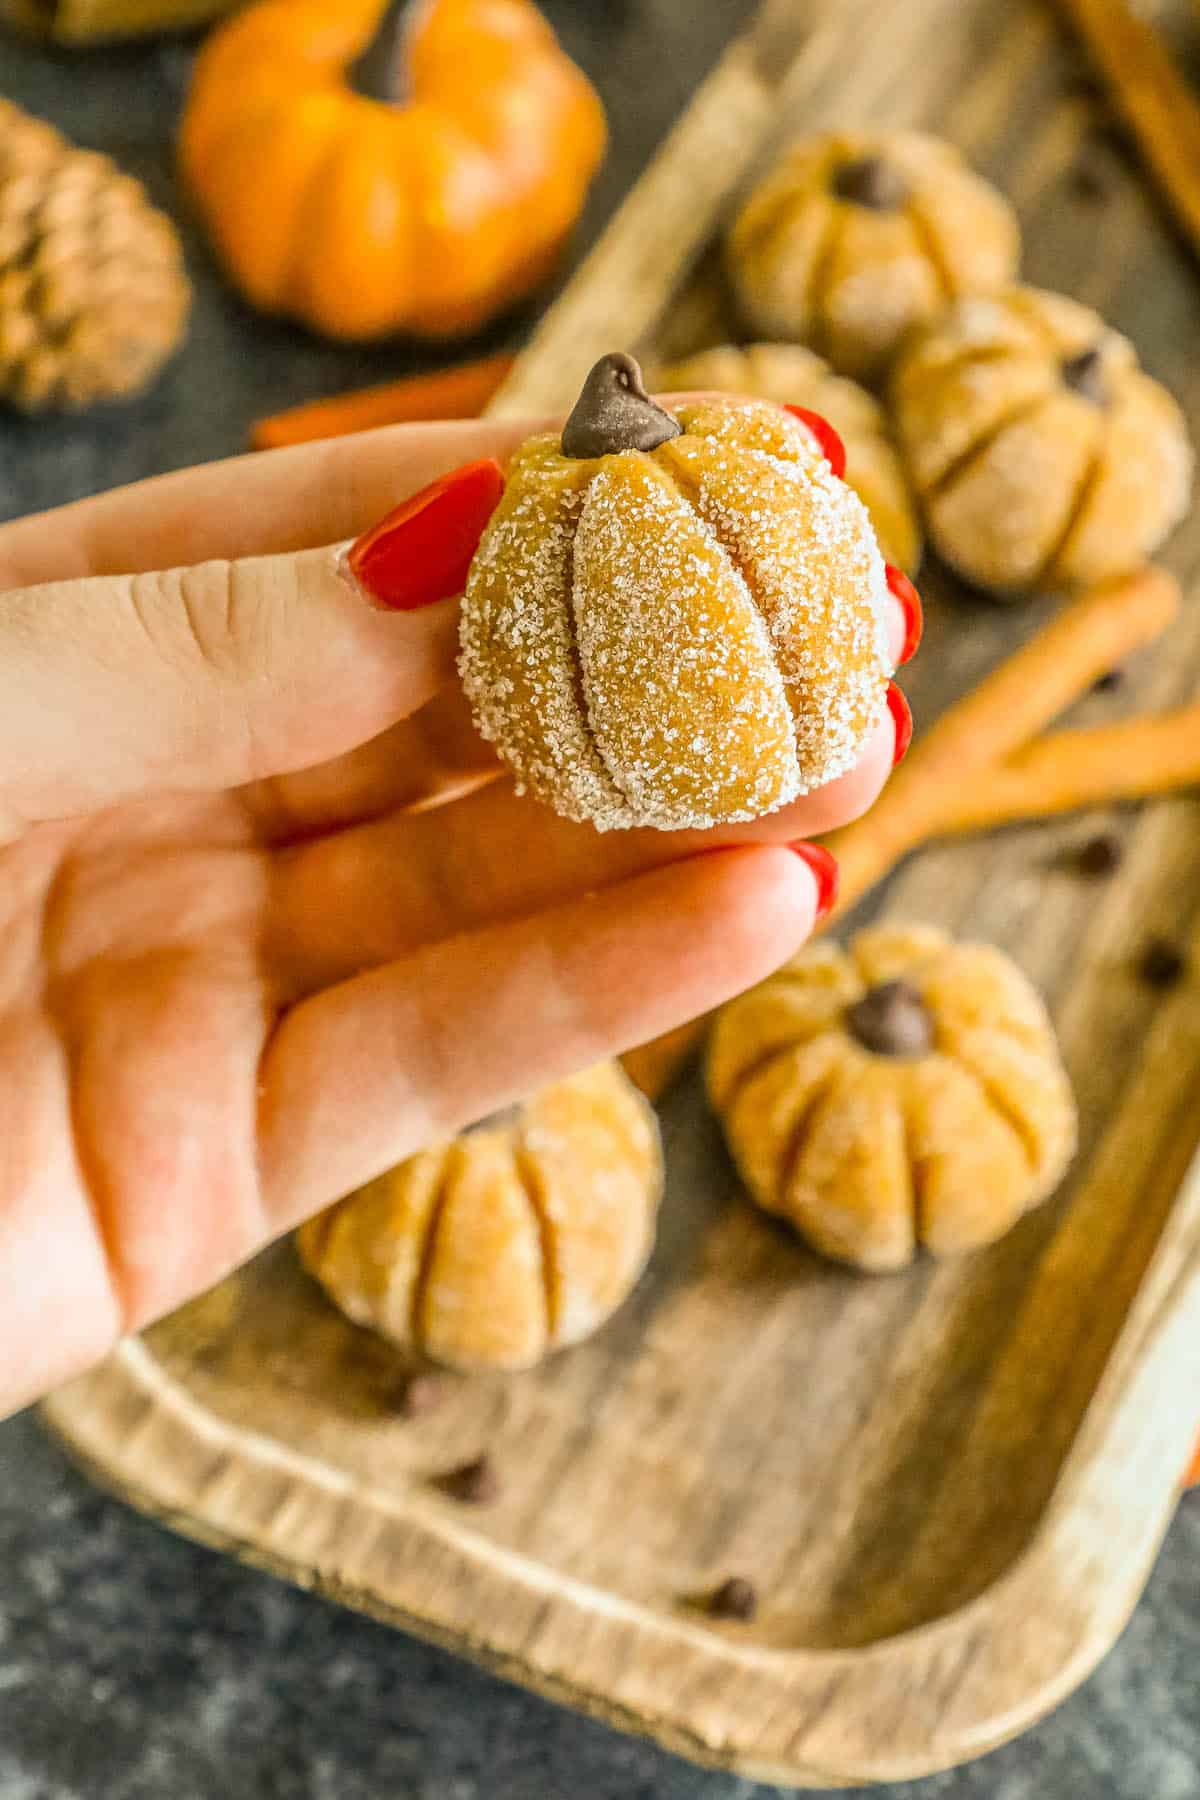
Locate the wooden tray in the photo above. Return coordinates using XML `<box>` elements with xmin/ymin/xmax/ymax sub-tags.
<box><xmin>43</xmin><ymin>0</ymin><xmax>1200</xmax><ymax>1784</ymax></box>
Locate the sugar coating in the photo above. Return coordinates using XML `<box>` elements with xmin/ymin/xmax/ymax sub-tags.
<box><xmin>459</xmin><ymin>398</ymin><xmax>893</xmax><ymax>833</ymax></box>
<box><xmin>893</xmin><ymin>287</ymin><xmax>1194</xmax><ymax>591</ymax></box>
<box><xmin>727</xmin><ymin>129</ymin><xmax>1019</xmax><ymax>380</ymax></box>
<box><xmin>707</xmin><ymin>923</ymin><xmax>1078</xmax><ymax>1271</ymax></box>
<box><xmin>572</xmin><ymin>453</ymin><xmax>799</xmax><ymax>828</ymax></box>
<box><xmin>298</xmin><ymin>1063</ymin><xmax>660</xmax><ymax>1367</ymax></box>
<box><xmin>657</xmin><ymin>343</ymin><xmax>921</xmax><ymax>574</ymax></box>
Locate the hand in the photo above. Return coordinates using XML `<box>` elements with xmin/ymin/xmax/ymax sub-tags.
<box><xmin>0</xmin><ymin>414</ymin><xmax>915</xmax><ymax>1415</ymax></box>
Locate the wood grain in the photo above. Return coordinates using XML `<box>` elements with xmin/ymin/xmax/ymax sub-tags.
<box><xmin>1050</xmin><ymin>0</ymin><xmax>1200</xmax><ymax>259</ymax></box>
<box><xmin>485</xmin><ymin>0</ymin><xmax>840</xmax><ymax>418</ymax></box>
<box><xmin>42</xmin><ymin>0</ymin><xmax>1200</xmax><ymax>1783</ymax></box>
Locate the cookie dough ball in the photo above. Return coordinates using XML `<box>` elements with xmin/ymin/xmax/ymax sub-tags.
<box><xmin>297</xmin><ymin>1063</ymin><xmax>662</xmax><ymax>1371</ymax></box>
<box><xmin>892</xmin><ymin>285</ymin><xmax>1192</xmax><ymax>596</ymax></box>
<box><xmin>708</xmin><ymin>923</ymin><xmax>1077</xmax><ymax>1271</ymax></box>
<box><xmin>726</xmin><ymin>130</ymin><xmax>1019</xmax><ymax>381</ymax></box>
<box><xmin>460</xmin><ymin>351</ymin><xmax>892</xmax><ymax>831</ymax></box>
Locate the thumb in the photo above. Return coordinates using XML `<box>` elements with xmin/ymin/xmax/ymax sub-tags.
<box><xmin>0</xmin><ymin>458</ymin><xmax>504</xmax><ymax>834</ymax></box>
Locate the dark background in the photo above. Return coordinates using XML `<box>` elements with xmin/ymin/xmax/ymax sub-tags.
<box><xmin>1</xmin><ymin>5</ymin><xmax>1199</xmax><ymax>1796</ymax></box>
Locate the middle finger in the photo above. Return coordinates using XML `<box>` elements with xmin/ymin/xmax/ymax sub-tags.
<box><xmin>267</xmin><ymin>705</ymin><xmax>898</xmax><ymax>995</ymax></box>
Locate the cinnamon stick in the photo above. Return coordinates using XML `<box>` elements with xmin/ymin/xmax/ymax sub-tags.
<box><xmin>825</xmin><ymin>564</ymin><xmax>1182</xmax><ymax>917</ymax></box>
<box><xmin>937</xmin><ymin>703</ymin><xmax>1200</xmax><ymax>835</ymax></box>
<box><xmin>1051</xmin><ymin>0</ymin><xmax>1200</xmax><ymax>261</ymax></box>
<box><xmin>251</xmin><ymin>354</ymin><xmax>515</xmax><ymax>451</ymax></box>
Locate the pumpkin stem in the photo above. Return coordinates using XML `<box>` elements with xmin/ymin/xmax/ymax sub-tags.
<box><xmin>462</xmin><ymin>1104</ymin><xmax>524</xmax><ymax>1136</ymax></box>
<box><xmin>561</xmin><ymin>352</ymin><xmax>682</xmax><ymax>459</ymax></box>
<box><xmin>348</xmin><ymin>2</ymin><xmax>409</xmax><ymax>106</ymax></box>
<box><xmin>845</xmin><ymin>980</ymin><xmax>934</xmax><ymax>1057</ymax></box>
<box><xmin>832</xmin><ymin>156</ymin><xmax>910</xmax><ymax>211</ymax></box>
<box><xmin>1061</xmin><ymin>346</ymin><xmax>1108</xmax><ymax>405</ymax></box>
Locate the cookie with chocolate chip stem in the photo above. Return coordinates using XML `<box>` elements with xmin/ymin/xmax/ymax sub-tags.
<box><xmin>460</xmin><ymin>352</ymin><xmax>893</xmax><ymax>832</ymax></box>
<box><xmin>891</xmin><ymin>286</ymin><xmax>1193</xmax><ymax>596</ymax></box>
<box><xmin>707</xmin><ymin>923</ymin><xmax>1077</xmax><ymax>1271</ymax></box>
<box><xmin>297</xmin><ymin>1062</ymin><xmax>661</xmax><ymax>1371</ymax></box>
<box><xmin>726</xmin><ymin>130</ymin><xmax>1019</xmax><ymax>381</ymax></box>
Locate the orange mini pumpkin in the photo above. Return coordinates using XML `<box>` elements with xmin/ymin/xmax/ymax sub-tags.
<box><xmin>179</xmin><ymin>0</ymin><xmax>606</xmax><ymax>340</ymax></box>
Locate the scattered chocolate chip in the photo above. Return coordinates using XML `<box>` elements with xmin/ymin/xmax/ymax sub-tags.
<box><xmin>1092</xmin><ymin>667</ymin><xmax>1124</xmax><ymax>694</ymax></box>
<box><xmin>707</xmin><ymin>1576</ymin><xmax>758</xmax><ymax>1621</ymax></box>
<box><xmin>845</xmin><ymin>980</ymin><xmax>935</xmax><ymax>1059</ymax></box>
<box><xmin>1074</xmin><ymin>832</ymin><xmax>1122</xmax><ymax>877</ymax></box>
<box><xmin>561</xmin><ymin>351</ymin><xmax>681</xmax><ymax>459</ymax></box>
<box><xmin>1139</xmin><ymin>937</ymin><xmax>1188</xmax><ymax>990</ymax></box>
<box><xmin>832</xmin><ymin>154</ymin><xmax>910</xmax><ymax>211</ymax></box>
<box><xmin>1061</xmin><ymin>63</ymin><xmax>1105</xmax><ymax>103</ymax></box>
<box><xmin>1061</xmin><ymin>346</ymin><xmax>1108</xmax><ymax>405</ymax></box>
<box><xmin>1088</xmin><ymin>118</ymin><xmax>1132</xmax><ymax>158</ymax></box>
<box><xmin>1068</xmin><ymin>154</ymin><xmax>1112</xmax><ymax>204</ymax></box>
<box><xmin>436</xmin><ymin>1454</ymin><xmax>500</xmax><ymax>1505</ymax></box>
<box><xmin>392</xmin><ymin>1372</ymin><xmax>448</xmax><ymax>1419</ymax></box>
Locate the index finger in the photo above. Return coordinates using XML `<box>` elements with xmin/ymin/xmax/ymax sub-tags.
<box><xmin>0</xmin><ymin>390</ymin><xmax>726</xmax><ymax>589</ymax></box>
<box><xmin>0</xmin><ymin>415</ymin><xmax>548</xmax><ymax>589</ymax></box>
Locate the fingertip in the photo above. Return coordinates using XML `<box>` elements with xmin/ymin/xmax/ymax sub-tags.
<box><xmin>674</xmin><ymin>843</ymin><xmax>823</xmax><ymax>990</ymax></box>
<box><xmin>785</xmin><ymin>841</ymin><xmax>839</xmax><ymax>917</ymax></box>
<box><xmin>782</xmin><ymin>405</ymin><xmax>847</xmax><ymax>479</ymax></box>
<box><xmin>887</xmin><ymin>682</ymin><xmax>914</xmax><ymax>764</ymax></box>
<box><xmin>886</xmin><ymin>564</ymin><xmax>923</xmax><ymax>666</ymax></box>
<box><xmin>346</xmin><ymin>458</ymin><xmax>504</xmax><ymax>612</ymax></box>
<box><xmin>790</xmin><ymin>708</ymin><xmax>897</xmax><ymax>839</ymax></box>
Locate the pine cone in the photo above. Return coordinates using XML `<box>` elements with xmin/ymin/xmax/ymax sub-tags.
<box><xmin>0</xmin><ymin>99</ymin><xmax>190</xmax><ymax>413</ymax></box>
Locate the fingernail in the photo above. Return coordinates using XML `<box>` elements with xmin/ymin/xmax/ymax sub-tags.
<box><xmin>787</xmin><ymin>841</ymin><xmax>840</xmax><ymax>919</ymax></box>
<box><xmin>783</xmin><ymin>405</ymin><xmax>846</xmax><ymax>480</ymax></box>
<box><xmin>347</xmin><ymin>458</ymin><xmax>505</xmax><ymax>611</ymax></box>
<box><xmin>886</xmin><ymin>564</ymin><xmax>923</xmax><ymax>665</ymax></box>
<box><xmin>887</xmin><ymin>682</ymin><xmax>913</xmax><ymax>764</ymax></box>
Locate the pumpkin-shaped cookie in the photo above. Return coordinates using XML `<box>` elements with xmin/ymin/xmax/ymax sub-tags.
<box><xmin>726</xmin><ymin>131</ymin><xmax>1019</xmax><ymax>382</ymax></box>
<box><xmin>707</xmin><ymin>924</ymin><xmax>1077</xmax><ymax>1271</ymax></box>
<box><xmin>459</xmin><ymin>352</ymin><xmax>892</xmax><ymax>831</ymax></box>
<box><xmin>297</xmin><ymin>1063</ymin><xmax>662</xmax><ymax>1370</ymax></box>
<box><xmin>180</xmin><ymin>0</ymin><xmax>605</xmax><ymax>340</ymax></box>
<box><xmin>891</xmin><ymin>286</ymin><xmax>1193</xmax><ymax>596</ymax></box>
<box><xmin>658</xmin><ymin>343</ymin><xmax>921</xmax><ymax>573</ymax></box>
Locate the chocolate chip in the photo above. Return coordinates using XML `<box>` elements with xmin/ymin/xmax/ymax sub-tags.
<box><xmin>561</xmin><ymin>352</ymin><xmax>681</xmax><ymax>459</ymax></box>
<box><xmin>1068</xmin><ymin>154</ymin><xmax>1112</xmax><ymax>204</ymax></box>
<box><xmin>1074</xmin><ymin>832</ymin><xmax>1122</xmax><ymax>877</ymax></box>
<box><xmin>707</xmin><ymin>1576</ymin><xmax>758</xmax><ymax>1621</ymax></box>
<box><xmin>1092</xmin><ymin>667</ymin><xmax>1124</xmax><ymax>694</ymax></box>
<box><xmin>845</xmin><ymin>980</ymin><xmax>935</xmax><ymax>1058</ymax></box>
<box><xmin>392</xmin><ymin>1372</ymin><xmax>448</xmax><ymax>1419</ymax></box>
<box><xmin>462</xmin><ymin>1104</ymin><xmax>524</xmax><ymax>1136</ymax></box>
<box><xmin>832</xmin><ymin>155</ymin><xmax>910</xmax><ymax>211</ymax></box>
<box><xmin>1062</xmin><ymin>62</ymin><xmax>1105</xmax><ymax>103</ymax></box>
<box><xmin>1139</xmin><ymin>938</ymin><xmax>1188</xmax><ymax>990</ymax></box>
<box><xmin>1061</xmin><ymin>346</ymin><xmax>1108</xmax><ymax>405</ymax></box>
<box><xmin>1089</xmin><ymin>118</ymin><xmax>1132</xmax><ymax>158</ymax></box>
<box><xmin>436</xmin><ymin>1454</ymin><xmax>500</xmax><ymax>1505</ymax></box>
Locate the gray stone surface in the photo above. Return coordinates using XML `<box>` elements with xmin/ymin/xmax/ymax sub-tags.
<box><xmin>1</xmin><ymin>5</ymin><xmax>1198</xmax><ymax>1796</ymax></box>
<box><xmin>1</xmin><ymin>1411</ymin><xmax>1198</xmax><ymax>1799</ymax></box>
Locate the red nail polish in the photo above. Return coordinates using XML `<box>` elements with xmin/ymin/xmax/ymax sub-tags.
<box><xmin>783</xmin><ymin>405</ymin><xmax>846</xmax><ymax>481</ymax></box>
<box><xmin>887</xmin><ymin>682</ymin><xmax>913</xmax><ymax>765</ymax></box>
<box><xmin>886</xmin><ymin>564</ymin><xmax>923</xmax><ymax>666</ymax></box>
<box><xmin>347</xmin><ymin>458</ymin><xmax>505</xmax><ymax>611</ymax></box>
<box><xmin>787</xmin><ymin>842</ymin><xmax>840</xmax><ymax>919</ymax></box>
